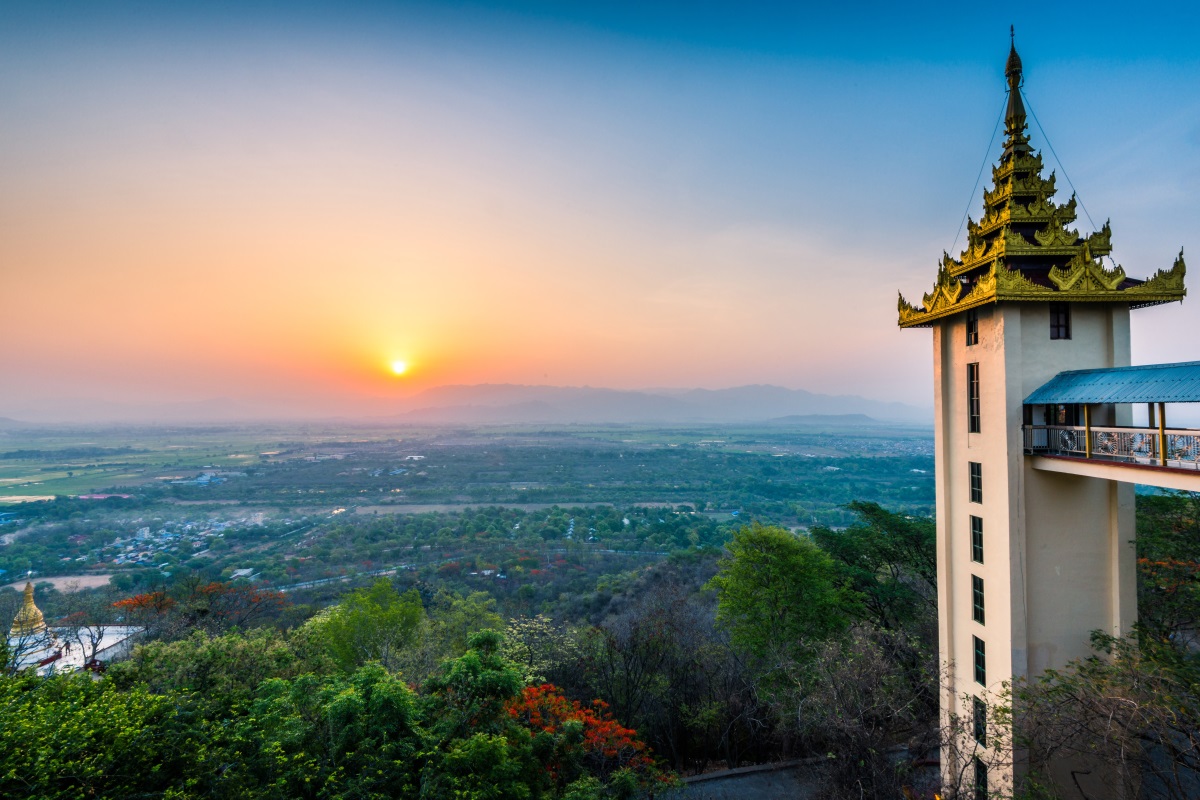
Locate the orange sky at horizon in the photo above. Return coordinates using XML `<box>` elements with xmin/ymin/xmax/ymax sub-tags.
<box><xmin>3</xmin><ymin>4</ymin><xmax>1199</xmax><ymax>422</ymax></box>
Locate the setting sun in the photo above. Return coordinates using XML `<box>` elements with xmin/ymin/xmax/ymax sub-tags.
<box><xmin>391</xmin><ymin>360</ymin><xmax>408</xmax><ymax>376</ymax></box>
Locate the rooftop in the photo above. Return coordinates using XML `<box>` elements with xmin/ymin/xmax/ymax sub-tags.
<box><xmin>1024</xmin><ymin>361</ymin><xmax>1200</xmax><ymax>405</ymax></box>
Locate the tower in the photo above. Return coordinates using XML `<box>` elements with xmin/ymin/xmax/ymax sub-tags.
<box><xmin>898</xmin><ymin>40</ymin><xmax>1187</xmax><ymax>795</ymax></box>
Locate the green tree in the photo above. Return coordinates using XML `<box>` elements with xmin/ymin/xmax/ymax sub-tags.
<box><xmin>811</xmin><ymin>501</ymin><xmax>936</xmax><ymax>633</ymax></box>
<box><xmin>216</xmin><ymin>664</ymin><xmax>422</xmax><ymax>799</ymax></box>
<box><xmin>1135</xmin><ymin>491</ymin><xmax>1200</xmax><ymax>644</ymax></box>
<box><xmin>707</xmin><ymin>523</ymin><xmax>859</xmax><ymax>665</ymax></box>
<box><xmin>306</xmin><ymin>579</ymin><xmax>424</xmax><ymax>673</ymax></box>
<box><xmin>107</xmin><ymin>627</ymin><xmax>331</xmax><ymax>717</ymax></box>
<box><xmin>0</xmin><ymin>673</ymin><xmax>188</xmax><ymax>799</ymax></box>
<box><xmin>401</xmin><ymin>590</ymin><xmax>505</xmax><ymax>683</ymax></box>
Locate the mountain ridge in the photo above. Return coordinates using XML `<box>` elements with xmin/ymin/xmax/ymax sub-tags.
<box><xmin>2</xmin><ymin>384</ymin><xmax>930</xmax><ymax>425</ymax></box>
<box><xmin>394</xmin><ymin>383</ymin><xmax>928</xmax><ymax>425</ymax></box>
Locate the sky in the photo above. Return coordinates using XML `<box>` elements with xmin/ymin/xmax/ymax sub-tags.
<box><xmin>2</xmin><ymin>1</ymin><xmax>1199</xmax><ymax>421</ymax></box>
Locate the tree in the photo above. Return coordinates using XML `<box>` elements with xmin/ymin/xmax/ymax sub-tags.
<box><xmin>811</xmin><ymin>501</ymin><xmax>936</xmax><ymax>634</ymax></box>
<box><xmin>111</xmin><ymin>588</ymin><xmax>176</xmax><ymax>639</ymax></box>
<box><xmin>707</xmin><ymin>523</ymin><xmax>860</xmax><ymax>667</ymax></box>
<box><xmin>502</xmin><ymin>614</ymin><xmax>580</xmax><ymax>685</ymax></box>
<box><xmin>0</xmin><ymin>672</ymin><xmax>188</xmax><ymax>799</ymax></box>
<box><xmin>107</xmin><ymin>627</ymin><xmax>331</xmax><ymax>717</ymax></box>
<box><xmin>56</xmin><ymin>583</ymin><xmax>126</xmax><ymax>668</ymax></box>
<box><xmin>1136</xmin><ymin>491</ymin><xmax>1200</xmax><ymax>644</ymax></box>
<box><xmin>188</xmin><ymin>580</ymin><xmax>289</xmax><ymax>630</ymax></box>
<box><xmin>1006</xmin><ymin>632</ymin><xmax>1200</xmax><ymax>800</ymax></box>
<box><xmin>508</xmin><ymin>683</ymin><xmax>674</xmax><ymax>792</ymax></box>
<box><xmin>306</xmin><ymin>579</ymin><xmax>424</xmax><ymax>673</ymax></box>
<box><xmin>216</xmin><ymin>664</ymin><xmax>422</xmax><ymax>799</ymax></box>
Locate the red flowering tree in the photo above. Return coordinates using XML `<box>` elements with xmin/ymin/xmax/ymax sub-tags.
<box><xmin>506</xmin><ymin>683</ymin><xmax>675</xmax><ymax>791</ymax></box>
<box><xmin>112</xmin><ymin>591</ymin><xmax>177</xmax><ymax>635</ymax></box>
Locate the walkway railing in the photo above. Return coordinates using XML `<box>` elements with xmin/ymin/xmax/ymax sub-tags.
<box><xmin>1023</xmin><ymin>425</ymin><xmax>1200</xmax><ymax>470</ymax></box>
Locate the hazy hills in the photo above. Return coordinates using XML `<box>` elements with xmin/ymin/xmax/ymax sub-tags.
<box><xmin>394</xmin><ymin>384</ymin><xmax>928</xmax><ymax>425</ymax></box>
<box><xmin>1</xmin><ymin>384</ymin><xmax>929</xmax><ymax>426</ymax></box>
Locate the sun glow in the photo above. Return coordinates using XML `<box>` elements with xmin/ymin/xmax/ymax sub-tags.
<box><xmin>391</xmin><ymin>360</ymin><xmax>408</xmax><ymax>376</ymax></box>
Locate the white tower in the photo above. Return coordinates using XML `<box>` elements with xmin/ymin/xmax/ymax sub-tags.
<box><xmin>898</xmin><ymin>40</ymin><xmax>1188</xmax><ymax>796</ymax></box>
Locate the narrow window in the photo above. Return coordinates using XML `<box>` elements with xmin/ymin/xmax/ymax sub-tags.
<box><xmin>972</xmin><ymin>575</ymin><xmax>985</xmax><ymax>624</ymax></box>
<box><xmin>973</xmin><ymin>696</ymin><xmax>987</xmax><ymax>746</ymax></box>
<box><xmin>1049</xmin><ymin>303</ymin><xmax>1071</xmax><ymax>340</ymax></box>
<box><xmin>974</xmin><ymin>756</ymin><xmax>988</xmax><ymax>800</ymax></box>
<box><xmin>973</xmin><ymin>636</ymin><xmax>987</xmax><ymax>685</ymax></box>
<box><xmin>971</xmin><ymin>516</ymin><xmax>984</xmax><ymax>564</ymax></box>
<box><xmin>969</xmin><ymin>462</ymin><xmax>982</xmax><ymax>503</ymax></box>
<box><xmin>966</xmin><ymin>308</ymin><xmax>979</xmax><ymax>346</ymax></box>
<box><xmin>967</xmin><ymin>363</ymin><xmax>981</xmax><ymax>433</ymax></box>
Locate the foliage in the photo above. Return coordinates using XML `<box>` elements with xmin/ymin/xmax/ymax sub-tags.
<box><xmin>2</xmin><ymin>628</ymin><xmax>674</xmax><ymax>800</ymax></box>
<box><xmin>811</xmin><ymin>501</ymin><xmax>936</xmax><ymax>633</ymax></box>
<box><xmin>798</xmin><ymin>629</ymin><xmax>938</xmax><ymax>799</ymax></box>
<box><xmin>107</xmin><ymin>627</ymin><xmax>331</xmax><ymax>715</ymax></box>
<box><xmin>707</xmin><ymin>523</ymin><xmax>860</xmax><ymax>666</ymax></box>
<box><xmin>1136</xmin><ymin>491</ymin><xmax>1200</xmax><ymax>643</ymax></box>
<box><xmin>502</xmin><ymin>614</ymin><xmax>581</xmax><ymax>685</ymax></box>
<box><xmin>215</xmin><ymin>664</ymin><xmax>422</xmax><ymax>799</ymax></box>
<box><xmin>0</xmin><ymin>672</ymin><xmax>185</xmax><ymax>799</ymax></box>
<box><xmin>1009</xmin><ymin>631</ymin><xmax>1200</xmax><ymax>800</ymax></box>
<box><xmin>303</xmin><ymin>579</ymin><xmax>424</xmax><ymax>673</ymax></box>
<box><xmin>508</xmin><ymin>684</ymin><xmax>675</xmax><ymax>792</ymax></box>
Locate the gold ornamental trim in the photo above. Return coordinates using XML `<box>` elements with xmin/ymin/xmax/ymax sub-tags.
<box><xmin>899</xmin><ymin>43</ymin><xmax>1186</xmax><ymax>330</ymax></box>
<box><xmin>897</xmin><ymin>253</ymin><xmax>1186</xmax><ymax>328</ymax></box>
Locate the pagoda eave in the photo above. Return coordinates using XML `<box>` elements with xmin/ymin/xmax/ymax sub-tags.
<box><xmin>898</xmin><ymin>288</ymin><xmax>1186</xmax><ymax>329</ymax></box>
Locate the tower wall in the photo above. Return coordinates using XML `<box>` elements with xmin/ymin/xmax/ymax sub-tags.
<box><xmin>933</xmin><ymin>302</ymin><xmax>1136</xmax><ymax>789</ymax></box>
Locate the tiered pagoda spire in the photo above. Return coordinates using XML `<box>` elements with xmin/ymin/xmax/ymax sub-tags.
<box><xmin>898</xmin><ymin>40</ymin><xmax>1186</xmax><ymax>328</ymax></box>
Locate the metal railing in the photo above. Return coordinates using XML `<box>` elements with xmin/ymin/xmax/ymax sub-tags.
<box><xmin>1023</xmin><ymin>425</ymin><xmax>1200</xmax><ymax>470</ymax></box>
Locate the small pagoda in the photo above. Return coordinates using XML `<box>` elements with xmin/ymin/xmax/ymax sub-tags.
<box><xmin>9</xmin><ymin>581</ymin><xmax>49</xmax><ymax>638</ymax></box>
<box><xmin>898</xmin><ymin>40</ymin><xmax>1186</xmax><ymax>328</ymax></box>
<box><xmin>7</xmin><ymin>581</ymin><xmax>61</xmax><ymax>669</ymax></box>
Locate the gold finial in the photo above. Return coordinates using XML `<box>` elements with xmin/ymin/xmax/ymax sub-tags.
<box><xmin>10</xmin><ymin>581</ymin><xmax>47</xmax><ymax>637</ymax></box>
<box><xmin>1004</xmin><ymin>28</ymin><xmax>1027</xmax><ymax>139</ymax></box>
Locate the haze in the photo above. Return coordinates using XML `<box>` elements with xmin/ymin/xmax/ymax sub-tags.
<box><xmin>3</xmin><ymin>2</ymin><xmax>1199</xmax><ymax>422</ymax></box>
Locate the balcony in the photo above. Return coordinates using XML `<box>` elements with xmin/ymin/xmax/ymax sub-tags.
<box><xmin>1024</xmin><ymin>425</ymin><xmax>1200</xmax><ymax>469</ymax></box>
<box><xmin>1022</xmin><ymin>362</ymin><xmax>1200</xmax><ymax>491</ymax></box>
<box><xmin>1023</xmin><ymin>424</ymin><xmax>1200</xmax><ymax>491</ymax></box>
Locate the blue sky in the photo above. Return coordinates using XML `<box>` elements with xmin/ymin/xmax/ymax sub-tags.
<box><xmin>1</xmin><ymin>2</ymin><xmax>1198</xmax><ymax>419</ymax></box>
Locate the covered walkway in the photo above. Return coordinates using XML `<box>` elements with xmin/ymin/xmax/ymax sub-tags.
<box><xmin>1023</xmin><ymin>361</ymin><xmax>1200</xmax><ymax>489</ymax></box>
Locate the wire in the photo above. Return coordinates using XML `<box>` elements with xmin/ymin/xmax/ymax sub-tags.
<box><xmin>1021</xmin><ymin>87</ymin><xmax>1124</xmax><ymax>270</ymax></box>
<box><xmin>1021</xmin><ymin>88</ymin><xmax>1099</xmax><ymax>233</ymax></box>
<box><xmin>950</xmin><ymin>95</ymin><xmax>1009</xmax><ymax>257</ymax></box>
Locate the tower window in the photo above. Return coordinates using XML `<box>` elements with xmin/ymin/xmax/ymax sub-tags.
<box><xmin>967</xmin><ymin>363</ymin><xmax>981</xmax><ymax>433</ymax></box>
<box><xmin>973</xmin><ymin>696</ymin><xmax>987</xmax><ymax>746</ymax></box>
<box><xmin>971</xmin><ymin>516</ymin><xmax>984</xmax><ymax>564</ymax></box>
<box><xmin>972</xmin><ymin>575</ymin><xmax>985</xmax><ymax>624</ymax></box>
<box><xmin>1050</xmin><ymin>303</ymin><xmax>1071</xmax><ymax>340</ymax></box>
<box><xmin>974</xmin><ymin>756</ymin><xmax>988</xmax><ymax>800</ymax></box>
<box><xmin>969</xmin><ymin>462</ymin><xmax>982</xmax><ymax>503</ymax></box>
<box><xmin>974</xmin><ymin>636</ymin><xmax>986</xmax><ymax>685</ymax></box>
<box><xmin>966</xmin><ymin>308</ymin><xmax>979</xmax><ymax>346</ymax></box>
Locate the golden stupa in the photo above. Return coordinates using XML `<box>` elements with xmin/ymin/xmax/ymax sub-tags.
<box><xmin>9</xmin><ymin>581</ymin><xmax>48</xmax><ymax>637</ymax></box>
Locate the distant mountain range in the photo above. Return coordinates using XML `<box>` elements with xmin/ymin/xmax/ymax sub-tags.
<box><xmin>392</xmin><ymin>384</ymin><xmax>929</xmax><ymax>425</ymax></box>
<box><xmin>1</xmin><ymin>384</ymin><xmax>930</xmax><ymax>426</ymax></box>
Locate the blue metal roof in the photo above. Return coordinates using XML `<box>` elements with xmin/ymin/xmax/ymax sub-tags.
<box><xmin>1024</xmin><ymin>361</ymin><xmax>1200</xmax><ymax>405</ymax></box>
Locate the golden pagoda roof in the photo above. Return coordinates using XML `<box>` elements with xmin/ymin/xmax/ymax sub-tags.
<box><xmin>10</xmin><ymin>581</ymin><xmax>48</xmax><ymax>637</ymax></box>
<box><xmin>898</xmin><ymin>39</ymin><xmax>1186</xmax><ymax>329</ymax></box>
